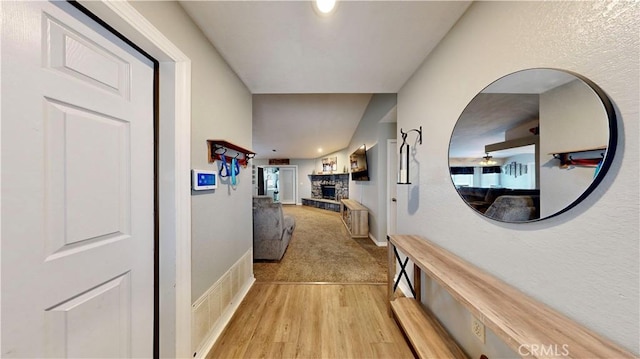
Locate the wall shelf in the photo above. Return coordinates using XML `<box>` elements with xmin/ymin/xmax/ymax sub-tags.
<box><xmin>549</xmin><ymin>146</ymin><xmax>606</xmax><ymax>168</ymax></box>
<box><xmin>207</xmin><ymin>139</ymin><xmax>255</xmax><ymax>168</ymax></box>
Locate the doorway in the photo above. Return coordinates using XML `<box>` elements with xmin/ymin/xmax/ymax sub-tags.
<box><xmin>257</xmin><ymin>165</ymin><xmax>298</xmax><ymax>205</ymax></box>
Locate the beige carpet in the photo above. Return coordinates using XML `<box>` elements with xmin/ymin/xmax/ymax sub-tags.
<box><xmin>253</xmin><ymin>205</ymin><xmax>388</xmax><ymax>283</ymax></box>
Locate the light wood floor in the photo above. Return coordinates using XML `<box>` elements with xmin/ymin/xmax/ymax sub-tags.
<box><xmin>206</xmin><ymin>283</ymin><xmax>414</xmax><ymax>359</ymax></box>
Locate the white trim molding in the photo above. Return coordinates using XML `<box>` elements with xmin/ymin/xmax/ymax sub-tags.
<box><xmin>191</xmin><ymin>250</ymin><xmax>255</xmax><ymax>359</ymax></box>
<box><xmin>369</xmin><ymin>233</ymin><xmax>388</xmax><ymax>247</ymax></box>
<box><xmin>76</xmin><ymin>2</ymin><xmax>192</xmax><ymax>357</ymax></box>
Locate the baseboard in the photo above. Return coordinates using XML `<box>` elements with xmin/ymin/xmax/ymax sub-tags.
<box><xmin>368</xmin><ymin>233</ymin><xmax>388</xmax><ymax>247</ymax></box>
<box><xmin>194</xmin><ymin>276</ymin><xmax>255</xmax><ymax>359</ymax></box>
<box><xmin>191</xmin><ymin>249</ymin><xmax>254</xmax><ymax>358</ymax></box>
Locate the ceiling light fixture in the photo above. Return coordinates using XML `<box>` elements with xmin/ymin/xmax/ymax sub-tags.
<box><xmin>313</xmin><ymin>0</ymin><xmax>337</xmax><ymax>16</ymax></box>
<box><xmin>479</xmin><ymin>152</ymin><xmax>497</xmax><ymax>166</ymax></box>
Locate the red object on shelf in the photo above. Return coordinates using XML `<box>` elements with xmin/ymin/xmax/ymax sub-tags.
<box><xmin>207</xmin><ymin>139</ymin><xmax>255</xmax><ymax>168</ymax></box>
<box><xmin>550</xmin><ymin>146</ymin><xmax>606</xmax><ymax>169</ymax></box>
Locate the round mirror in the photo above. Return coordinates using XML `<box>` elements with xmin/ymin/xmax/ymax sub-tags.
<box><xmin>448</xmin><ymin>68</ymin><xmax>617</xmax><ymax>222</ymax></box>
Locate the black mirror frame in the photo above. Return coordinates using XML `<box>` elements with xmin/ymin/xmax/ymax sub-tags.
<box><xmin>448</xmin><ymin>68</ymin><xmax>618</xmax><ymax>223</ymax></box>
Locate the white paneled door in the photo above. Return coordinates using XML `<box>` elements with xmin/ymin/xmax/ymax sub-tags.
<box><xmin>278</xmin><ymin>167</ymin><xmax>297</xmax><ymax>205</ymax></box>
<box><xmin>1</xmin><ymin>1</ymin><xmax>154</xmax><ymax>357</ymax></box>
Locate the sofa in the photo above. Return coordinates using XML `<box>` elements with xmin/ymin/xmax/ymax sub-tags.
<box><xmin>252</xmin><ymin>196</ymin><xmax>296</xmax><ymax>260</ymax></box>
<box><xmin>456</xmin><ymin>186</ymin><xmax>540</xmax><ymax>218</ymax></box>
<box><xmin>484</xmin><ymin>195</ymin><xmax>536</xmax><ymax>221</ymax></box>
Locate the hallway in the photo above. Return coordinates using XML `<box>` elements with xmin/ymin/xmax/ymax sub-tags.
<box><xmin>253</xmin><ymin>205</ymin><xmax>387</xmax><ymax>283</ymax></box>
<box><xmin>206</xmin><ymin>283</ymin><xmax>413</xmax><ymax>358</ymax></box>
<box><xmin>207</xmin><ymin>204</ymin><xmax>412</xmax><ymax>358</ymax></box>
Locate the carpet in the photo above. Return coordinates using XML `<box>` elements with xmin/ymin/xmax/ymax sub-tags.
<box><xmin>253</xmin><ymin>205</ymin><xmax>388</xmax><ymax>283</ymax></box>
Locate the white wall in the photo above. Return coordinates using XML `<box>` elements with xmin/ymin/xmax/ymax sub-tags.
<box><xmin>398</xmin><ymin>1</ymin><xmax>639</xmax><ymax>357</ymax></box>
<box><xmin>130</xmin><ymin>1</ymin><xmax>253</xmax><ymax>354</ymax></box>
<box><xmin>347</xmin><ymin>94</ymin><xmax>397</xmax><ymax>244</ymax></box>
<box><xmin>313</xmin><ymin>149</ymin><xmax>350</xmax><ymax>175</ymax></box>
<box><xmin>540</xmin><ymin>79</ymin><xmax>610</xmax><ymax>217</ymax></box>
<box><xmin>290</xmin><ymin>159</ymin><xmax>315</xmax><ymax>203</ymax></box>
<box><xmin>500</xmin><ymin>153</ymin><xmax>535</xmax><ymax>189</ymax></box>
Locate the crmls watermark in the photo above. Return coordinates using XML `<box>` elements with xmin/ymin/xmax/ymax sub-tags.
<box><xmin>518</xmin><ymin>344</ymin><xmax>570</xmax><ymax>357</ymax></box>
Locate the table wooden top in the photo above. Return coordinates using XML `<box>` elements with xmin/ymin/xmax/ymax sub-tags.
<box><xmin>389</xmin><ymin>234</ymin><xmax>635</xmax><ymax>359</ymax></box>
<box><xmin>341</xmin><ymin>199</ymin><xmax>368</xmax><ymax>211</ymax></box>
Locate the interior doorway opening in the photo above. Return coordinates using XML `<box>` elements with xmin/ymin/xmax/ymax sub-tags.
<box><xmin>257</xmin><ymin>165</ymin><xmax>298</xmax><ymax>205</ymax></box>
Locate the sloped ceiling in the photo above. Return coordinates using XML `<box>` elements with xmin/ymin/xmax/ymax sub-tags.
<box><xmin>179</xmin><ymin>1</ymin><xmax>472</xmax><ymax>159</ymax></box>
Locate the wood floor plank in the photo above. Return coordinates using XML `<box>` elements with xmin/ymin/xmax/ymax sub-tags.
<box><xmin>271</xmin><ymin>285</ymin><xmax>295</xmax><ymax>343</ymax></box>
<box><xmin>207</xmin><ymin>284</ymin><xmax>274</xmax><ymax>358</ymax></box>
<box><xmin>294</xmin><ymin>285</ymin><xmax>322</xmax><ymax>358</ymax></box>
<box><xmin>319</xmin><ymin>285</ymin><xmax>342</xmax><ymax>359</ymax></box>
<box><xmin>206</xmin><ymin>283</ymin><xmax>414</xmax><ymax>359</ymax></box>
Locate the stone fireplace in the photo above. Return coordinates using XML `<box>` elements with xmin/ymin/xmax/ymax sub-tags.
<box><xmin>321</xmin><ymin>184</ymin><xmax>336</xmax><ymax>200</ymax></box>
<box><xmin>310</xmin><ymin>173</ymin><xmax>349</xmax><ymax>201</ymax></box>
<box><xmin>302</xmin><ymin>173</ymin><xmax>350</xmax><ymax>212</ymax></box>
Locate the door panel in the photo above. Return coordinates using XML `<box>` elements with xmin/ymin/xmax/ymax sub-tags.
<box><xmin>278</xmin><ymin>167</ymin><xmax>296</xmax><ymax>204</ymax></box>
<box><xmin>45</xmin><ymin>273</ymin><xmax>131</xmax><ymax>358</ymax></box>
<box><xmin>1</xmin><ymin>1</ymin><xmax>154</xmax><ymax>357</ymax></box>
<box><xmin>45</xmin><ymin>99</ymin><xmax>130</xmax><ymax>251</ymax></box>
<box><xmin>45</xmin><ymin>13</ymin><xmax>130</xmax><ymax>98</ymax></box>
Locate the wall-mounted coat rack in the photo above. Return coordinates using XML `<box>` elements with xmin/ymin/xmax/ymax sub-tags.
<box><xmin>550</xmin><ymin>146</ymin><xmax>606</xmax><ymax>169</ymax></box>
<box><xmin>207</xmin><ymin>139</ymin><xmax>255</xmax><ymax>168</ymax></box>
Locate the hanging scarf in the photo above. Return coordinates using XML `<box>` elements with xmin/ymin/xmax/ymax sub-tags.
<box><xmin>219</xmin><ymin>154</ymin><xmax>240</xmax><ymax>186</ymax></box>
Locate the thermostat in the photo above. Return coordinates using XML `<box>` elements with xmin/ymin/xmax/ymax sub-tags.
<box><xmin>192</xmin><ymin>169</ymin><xmax>217</xmax><ymax>190</ymax></box>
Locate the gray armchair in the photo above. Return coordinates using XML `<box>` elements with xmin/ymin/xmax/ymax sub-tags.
<box><xmin>252</xmin><ymin>196</ymin><xmax>296</xmax><ymax>260</ymax></box>
<box><xmin>484</xmin><ymin>195</ymin><xmax>536</xmax><ymax>222</ymax></box>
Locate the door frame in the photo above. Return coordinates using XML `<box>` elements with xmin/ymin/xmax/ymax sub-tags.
<box><xmin>259</xmin><ymin>165</ymin><xmax>299</xmax><ymax>205</ymax></box>
<box><xmin>387</xmin><ymin>139</ymin><xmax>398</xmax><ymax>238</ymax></box>
<box><xmin>73</xmin><ymin>2</ymin><xmax>192</xmax><ymax>357</ymax></box>
<box><xmin>0</xmin><ymin>1</ymin><xmax>189</xmax><ymax>355</ymax></box>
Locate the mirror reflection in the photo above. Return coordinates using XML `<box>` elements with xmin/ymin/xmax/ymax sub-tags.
<box><xmin>449</xmin><ymin>68</ymin><xmax>616</xmax><ymax>222</ymax></box>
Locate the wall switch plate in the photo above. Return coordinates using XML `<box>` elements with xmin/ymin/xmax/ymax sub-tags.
<box><xmin>472</xmin><ymin>316</ymin><xmax>486</xmax><ymax>343</ymax></box>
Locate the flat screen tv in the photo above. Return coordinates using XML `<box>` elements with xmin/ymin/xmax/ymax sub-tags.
<box><xmin>350</xmin><ymin>144</ymin><xmax>370</xmax><ymax>181</ymax></box>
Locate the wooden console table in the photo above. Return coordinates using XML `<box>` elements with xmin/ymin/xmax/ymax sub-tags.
<box><xmin>388</xmin><ymin>234</ymin><xmax>634</xmax><ymax>358</ymax></box>
<box><xmin>340</xmin><ymin>199</ymin><xmax>369</xmax><ymax>238</ymax></box>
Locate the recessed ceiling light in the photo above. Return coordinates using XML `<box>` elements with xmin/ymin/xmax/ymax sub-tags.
<box><xmin>317</xmin><ymin>148</ymin><xmax>323</xmax><ymax>153</ymax></box>
<box><xmin>313</xmin><ymin>0</ymin><xmax>337</xmax><ymax>16</ymax></box>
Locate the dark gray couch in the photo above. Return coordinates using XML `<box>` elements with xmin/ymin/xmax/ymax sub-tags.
<box><xmin>484</xmin><ymin>195</ymin><xmax>536</xmax><ymax>221</ymax></box>
<box><xmin>456</xmin><ymin>186</ymin><xmax>540</xmax><ymax>218</ymax></box>
<box><xmin>252</xmin><ymin>196</ymin><xmax>296</xmax><ymax>260</ymax></box>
